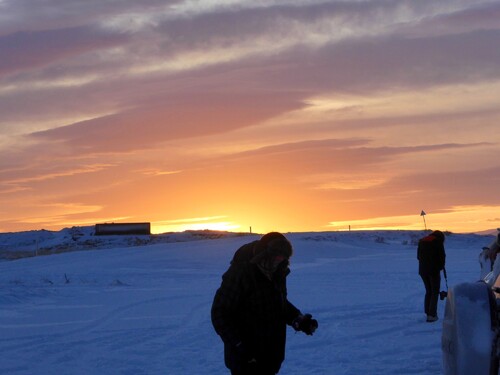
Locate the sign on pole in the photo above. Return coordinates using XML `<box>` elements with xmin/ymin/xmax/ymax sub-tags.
<box><xmin>420</xmin><ymin>210</ymin><xmax>427</xmax><ymax>230</ymax></box>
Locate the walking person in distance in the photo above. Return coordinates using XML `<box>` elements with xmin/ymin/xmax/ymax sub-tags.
<box><xmin>417</xmin><ymin>230</ymin><xmax>446</xmax><ymax>322</ymax></box>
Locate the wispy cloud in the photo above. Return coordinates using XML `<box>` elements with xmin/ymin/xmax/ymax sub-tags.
<box><xmin>0</xmin><ymin>26</ymin><xmax>128</xmax><ymax>77</ymax></box>
<box><xmin>156</xmin><ymin>215</ymin><xmax>228</xmax><ymax>224</ymax></box>
<box><xmin>328</xmin><ymin>204</ymin><xmax>500</xmax><ymax>232</ymax></box>
<box><xmin>2</xmin><ymin>164</ymin><xmax>115</xmax><ymax>187</ymax></box>
<box><xmin>136</xmin><ymin>168</ymin><xmax>182</xmax><ymax>176</ymax></box>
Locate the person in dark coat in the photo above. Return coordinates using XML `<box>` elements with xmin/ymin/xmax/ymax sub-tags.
<box><xmin>211</xmin><ymin>232</ymin><xmax>318</xmax><ymax>375</ymax></box>
<box><xmin>417</xmin><ymin>230</ymin><xmax>446</xmax><ymax>322</ymax></box>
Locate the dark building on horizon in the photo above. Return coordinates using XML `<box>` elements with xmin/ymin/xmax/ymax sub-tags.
<box><xmin>95</xmin><ymin>222</ymin><xmax>151</xmax><ymax>235</ymax></box>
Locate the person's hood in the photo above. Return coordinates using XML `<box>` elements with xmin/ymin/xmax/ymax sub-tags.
<box><xmin>230</xmin><ymin>240</ymin><xmax>291</xmax><ymax>279</ymax></box>
<box><xmin>421</xmin><ymin>230</ymin><xmax>445</xmax><ymax>243</ymax></box>
<box><xmin>230</xmin><ymin>241</ymin><xmax>260</xmax><ymax>265</ymax></box>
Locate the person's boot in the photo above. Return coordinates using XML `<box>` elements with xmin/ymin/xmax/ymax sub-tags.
<box><xmin>426</xmin><ymin>315</ymin><xmax>438</xmax><ymax>322</ymax></box>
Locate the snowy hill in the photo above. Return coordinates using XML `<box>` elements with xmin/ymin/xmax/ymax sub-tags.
<box><xmin>0</xmin><ymin>228</ymin><xmax>495</xmax><ymax>374</ymax></box>
<box><xmin>0</xmin><ymin>226</ymin><xmax>251</xmax><ymax>260</ymax></box>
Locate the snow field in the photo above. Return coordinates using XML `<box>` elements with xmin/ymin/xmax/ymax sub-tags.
<box><xmin>0</xmin><ymin>231</ymin><xmax>489</xmax><ymax>374</ymax></box>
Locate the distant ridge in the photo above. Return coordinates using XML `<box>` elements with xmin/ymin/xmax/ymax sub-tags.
<box><xmin>469</xmin><ymin>228</ymin><xmax>499</xmax><ymax>236</ymax></box>
<box><xmin>1</xmin><ymin>225</ymin><xmax>497</xmax><ymax>261</ymax></box>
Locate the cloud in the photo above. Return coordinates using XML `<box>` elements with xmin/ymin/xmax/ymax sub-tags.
<box><xmin>0</xmin><ymin>200</ymin><xmax>107</xmax><ymax>230</ymax></box>
<box><xmin>156</xmin><ymin>215</ymin><xmax>228</xmax><ymax>224</ymax></box>
<box><xmin>27</xmin><ymin>92</ymin><xmax>304</xmax><ymax>155</ymax></box>
<box><xmin>136</xmin><ymin>168</ymin><xmax>181</xmax><ymax>176</ymax></box>
<box><xmin>393</xmin><ymin>166</ymin><xmax>500</xmax><ymax>205</ymax></box>
<box><xmin>327</xmin><ymin>204</ymin><xmax>500</xmax><ymax>231</ymax></box>
<box><xmin>324</xmin><ymin>165</ymin><xmax>500</xmax><ymax>223</ymax></box>
<box><xmin>14</xmin><ymin>202</ymin><xmax>103</xmax><ymax>223</ymax></box>
<box><xmin>249</xmin><ymin>29</ymin><xmax>500</xmax><ymax>96</ymax></box>
<box><xmin>4</xmin><ymin>164</ymin><xmax>115</xmax><ymax>185</ymax></box>
<box><xmin>0</xmin><ymin>26</ymin><xmax>128</xmax><ymax>78</ymax></box>
<box><xmin>2</xmin><ymin>0</ymin><xmax>499</xmax><ymax>143</ymax></box>
<box><xmin>151</xmin><ymin>0</ymin><xmax>479</xmax><ymax>53</ymax></box>
<box><xmin>0</xmin><ymin>0</ymin><xmax>182</xmax><ymax>36</ymax></box>
<box><xmin>215</xmin><ymin>138</ymin><xmax>489</xmax><ymax>174</ymax></box>
<box><xmin>402</xmin><ymin>1</ymin><xmax>500</xmax><ymax>38</ymax></box>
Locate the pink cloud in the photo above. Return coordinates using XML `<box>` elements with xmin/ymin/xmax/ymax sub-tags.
<box><xmin>28</xmin><ymin>92</ymin><xmax>304</xmax><ymax>155</ymax></box>
<box><xmin>0</xmin><ymin>26</ymin><xmax>128</xmax><ymax>77</ymax></box>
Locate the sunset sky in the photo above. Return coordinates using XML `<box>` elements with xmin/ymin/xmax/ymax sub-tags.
<box><xmin>1</xmin><ymin>0</ymin><xmax>499</xmax><ymax>234</ymax></box>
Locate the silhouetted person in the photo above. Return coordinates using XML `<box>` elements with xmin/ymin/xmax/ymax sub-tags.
<box><xmin>211</xmin><ymin>232</ymin><xmax>318</xmax><ymax>375</ymax></box>
<box><xmin>417</xmin><ymin>230</ymin><xmax>446</xmax><ymax>322</ymax></box>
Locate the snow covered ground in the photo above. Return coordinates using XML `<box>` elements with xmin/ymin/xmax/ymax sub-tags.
<box><xmin>0</xmin><ymin>229</ymin><xmax>493</xmax><ymax>374</ymax></box>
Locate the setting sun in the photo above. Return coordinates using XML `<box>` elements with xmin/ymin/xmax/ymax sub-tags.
<box><xmin>152</xmin><ymin>217</ymin><xmax>243</xmax><ymax>234</ymax></box>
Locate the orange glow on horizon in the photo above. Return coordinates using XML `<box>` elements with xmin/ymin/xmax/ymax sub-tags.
<box><xmin>151</xmin><ymin>216</ymin><xmax>243</xmax><ymax>234</ymax></box>
<box><xmin>328</xmin><ymin>205</ymin><xmax>500</xmax><ymax>234</ymax></box>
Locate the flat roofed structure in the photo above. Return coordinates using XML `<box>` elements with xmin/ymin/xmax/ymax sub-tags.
<box><xmin>95</xmin><ymin>222</ymin><xmax>151</xmax><ymax>235</ymax></box>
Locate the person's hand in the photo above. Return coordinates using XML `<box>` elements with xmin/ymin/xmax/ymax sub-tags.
<box><xmin>292</xmin><ymin>313</ymin><xmax>318</xmax><ymax>335</ymax></box>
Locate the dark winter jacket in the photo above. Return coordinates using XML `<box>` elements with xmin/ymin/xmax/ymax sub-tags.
<box><xmin>211</xmin><ymin>241</ymin><xmax>301</xmax><ymax>373</ymax></box>
<box><xmin>417</xmin><ymin>232</ymin><xmax>446</xmax><ymax>275</ymax></box>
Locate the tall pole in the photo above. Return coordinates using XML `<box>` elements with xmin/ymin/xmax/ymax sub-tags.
<box><xmin>420</xmin><ymin>210</ymin><xmax>427</xmax><ymax>230</ymax></box>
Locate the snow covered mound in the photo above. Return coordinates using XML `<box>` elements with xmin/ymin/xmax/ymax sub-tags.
<box><xmin>0</xmin><ymin>226</ymin><xmax>252</xmax><ymax>260</ymax></box>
